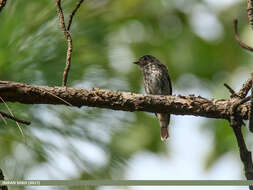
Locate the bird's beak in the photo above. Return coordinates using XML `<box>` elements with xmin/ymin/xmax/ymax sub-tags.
<box><xmin>133</xmin><ymin>61</ymin><xmax>139</xmax><ymax>65</ymax></box>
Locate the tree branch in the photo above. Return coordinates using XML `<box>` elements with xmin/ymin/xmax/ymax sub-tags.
<box><xmin>56</xmin><ymin>0</ymin><xmax>84</xmax><ymax>87</ymax></box>
<box><xmin>231</xmin><ymin>123</ymin><xmax>253</xmax><ymax>184</ymax></box>
<box><xmin>67</xmin><ymin>0</ymin><xmax>84</xmax><ymax>31</ymax></box>
<box><xmin>249</xmin><ymin>73</ymin><xmax>253</xmax><ymax>132</ymax></box>
<box><xmin>0</xmin><ymin>111</ymin><xmax>30</xmax><ymax>125</ymax></box>
<box><xmin>0</xmin><ymin>169</ymin><xmax>8</xmax><ymax>190</ymax></box>
<box><xmin>224</xmin><ymin>83</ymin><xmax>237</xmax><ymax>97</ymax></box>
<box><xmin>0</xmin><ymin>0</ymin><xmax>7</xmax><ymax>12</ymax></box>
<box><xmin>248</xmin><ymin>0</ymin><xmax>253</xmax><ymax>29</ymax></box>
<box><xmin>56</xmin><ymin>0</ymin><xmax>73</xmax><ymax>87</ymax></box>
<box><xmin>233</xmin><ymin>19</ymin><xmax>253</xmax><ymax>52</ymax></box>
<box><xmin>0</xmin><ymin>80</ymin><xmax>249</xmax><ymax>120</ymax></box>
<box><xmin>229</xmin><ymin>88</ymin><xmax>253</xmax><ymax>189</ymax></box>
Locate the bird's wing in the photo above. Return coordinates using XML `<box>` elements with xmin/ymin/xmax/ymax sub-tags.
<box><xmin>166</xmin><ymin>72</ymin><xmax>172</xmax><ymax>95</ymax></box>
<box><xmin>159</xmin><ymin>64</ymin><xmax>172</xmax><ymax>95</ymax></box>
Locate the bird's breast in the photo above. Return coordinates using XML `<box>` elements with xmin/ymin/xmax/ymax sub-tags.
<box><xmin>143</xmin><ymin>67</ymin><xmax>163</xmax><ymax>94</ymax></box>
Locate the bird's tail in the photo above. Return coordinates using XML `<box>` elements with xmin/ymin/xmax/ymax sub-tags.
<box><xmin>157</xmin><ymin>114</ymin><xmax>170</xmax><ymax>141</ymax></box>
<box><xmin>161</xmin><ymin>127</ymin><xmax>169</xmax><ymax>141</ymax></box>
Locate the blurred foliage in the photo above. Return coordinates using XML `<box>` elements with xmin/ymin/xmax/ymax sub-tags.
<box><xmin>0</xmin><ymin>0</ymin><xmax>252</xmax><ymax>189</ymax></box>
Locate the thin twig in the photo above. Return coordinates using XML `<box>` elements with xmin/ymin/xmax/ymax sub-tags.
<box><xmin>40</xmin><ymin>88</ymin><xmax>73</xmax><ymax>107</ymax></box>
<box><xmin>56</xmin><ymin>0</ymin><xmax>73</xmax><ymax>87</ymax></box>
<box><xmin>0</xmin><ymin>0</ymin><xmax>7</xmax><ymax>12</ymax></box>
<box><xmin>0</xmin><ymin>96</ymin><xmax>26</xmax><ymax>144</ymax></box>
<box><xmin>56</xmin><ymin>0</ymin><xmax>68</xmax><ymax>38</ymax></box>
<box><xmin>62</xmin><ymin>35</ymin><xmax>72</xmax><ymax>87</ymax></box>
<box><xmin>67</xmin><ymin>0</ymin><xmax>84</xmax><ymax>31</ymax></box>
<box><xmin>56</xmin><ymin>0</ymin><xmax>83</xmax><ymax>87</ymax></box>
<box><xmin>0</xmin><ymin>112</ymin><xmax>7</xmax><ymax>125</ymax></box>
<box><xmin>233</xmin><ymin>19</ymin><xmax>253</xmax><ymax>52</ymax></box>
<box><xmin>224</xmin><ymin>83</ymin><xmax>237</xmax><ymax>97</ymax></box>
<box><xmin>0</xmin><ymin>111</ymin><xmax>30</xmax><ymax>125</ymax></box>
<box><xmin>0</xmin><ymin>1</ymin><xmax>8</xmax><ymax>127</ymax></box>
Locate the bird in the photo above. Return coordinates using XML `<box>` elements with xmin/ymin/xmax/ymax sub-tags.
<box><xmin>134</xmin><ymin>55</ymin><xmax>172</xmax><ymax>141</ymax></box>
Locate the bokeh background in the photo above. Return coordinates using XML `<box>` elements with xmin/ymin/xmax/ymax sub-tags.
<box><xmin>0</xmin><ymin>0</ymin><xmax>253</xmax><ymax>189</ymax></box>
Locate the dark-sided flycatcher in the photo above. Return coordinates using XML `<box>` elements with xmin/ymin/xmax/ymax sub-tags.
<box><xmin>134</xmin><ymin>55</ymin><xmax>172</xmax><ymax>141</ymax></box>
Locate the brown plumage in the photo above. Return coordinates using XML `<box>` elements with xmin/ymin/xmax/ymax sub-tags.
<box><xmin>134</xmin><ymin>55</ymin><xmax>172</xmax><ymax>141</ymax></box>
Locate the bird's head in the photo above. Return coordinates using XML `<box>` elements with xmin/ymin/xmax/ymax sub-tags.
<box><xmin>134</xmin><ymin>55</ymin><xmax>159</xmax><ymax>68</ymax></box>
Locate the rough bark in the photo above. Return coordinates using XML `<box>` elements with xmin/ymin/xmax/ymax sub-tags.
<box><xmin>0</xmin><ymin>81</ymin><xmax>249</xmax><ymax>120</ymax></box>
